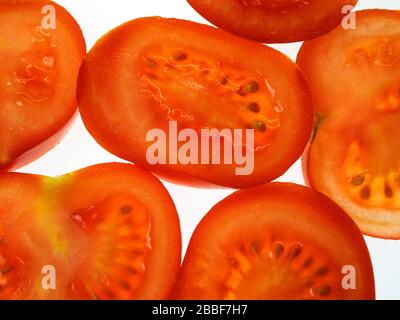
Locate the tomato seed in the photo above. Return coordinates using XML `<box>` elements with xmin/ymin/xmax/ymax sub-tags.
<box><xmin>247</xmin><ymin>102</ymin><xmax>260</xmax><ymax>113</ymax></box>
<box><xmin>220</xmin><ymin>76</ymin><xmax>228</xmax><ymax>85</ymax></box>
<box><xmin>120</xmin><ymin>205</ymin><xmax>133</xmax><ymax>215</ymax></box>
<box><xmin>120</xmin><ymin>281</ymin><xmax>131</xmax><ymax>290</ymax></box>
<box><xmin>360</xmin><ymin>186</ymin><xmax>371</xmax><ymax>200</ymax></box>
<box><xmin>238</xmin><ymin>80</ymin><xmax>260</xmax><ymax>96</ymax></box>
<box><xmin>253</xmin><ymin>121</ymin><xmax>266</xmax><ymax>132</ymax></box>
<box><xmin>173</xmin><ymin>52</ymin><xmax>188</xmax><ymax>61</ymax></box>
<box><xmin>384</xmin><ymin>182</ymin><xmax>393</xmax><ymax>198</ymax></box>
<box><xmin>315</xmin><ymin>266</ymin><xmax>329</xmax><ymax>277</ymax></box>
<box><xmin>350</xmin><ymin>175</ymin><xmax>365</xmax><ymax>187</ymax></box>
<box><xmin>271</xmin><ymin>242</ymin><xmax>284</xmax><ymax>259</ymax></box>
<box><xmin>288</xmin><ymin>243</ymin><xmax>303</xmax><ymax>260</ymax></box>
<box><xmin>245</xmin><ymin>80</ymin><xmax>260</xmax><ymax>93</ymax></box>
<box><xmin>314</xmin><ymin>285</ymin><xmax>332</xmax><ymax>297</ymax></box>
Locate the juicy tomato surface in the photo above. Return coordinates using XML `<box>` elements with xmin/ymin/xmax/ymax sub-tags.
<box><xmin>0</xmin><ymin>163</ymin><xmax>181</xmax><ymax>300</ymax></box>
<box><xmin>173</xmin><ymin>183</ymin><xmax>375</xmax><ymax>300</ymax></box>
<box><xmin>187</xmin><ymin>0</ymin><xmax>358</xmax><ymax>43</ymax></box>
<box><xmin>0</xmin><ymin>0</ymin><xmax>86</xmax><ymax>171</ymax></box>
<box><xmin>298</xmin><ymin>10</ymin><xmax>400</xmax><ymax>239</ymax></box>
<box><xmin>78</xmin><ymin>17</ymin><xmax>313</xmax><ymax>188</ymax></box>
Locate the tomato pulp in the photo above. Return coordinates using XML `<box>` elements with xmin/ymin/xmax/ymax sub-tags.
<box><xmin>298</xmin><ymin>10</ymin><xmax>400</xmax><ymax>239</ymax></box>
<box><xmin>0</xmin><ymin>163</ymin><xmax>181</xmax><ymax>299</ymax></box>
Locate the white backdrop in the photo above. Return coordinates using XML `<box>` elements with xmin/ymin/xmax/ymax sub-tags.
<box><xmin>19</xmin><ymin>0</ymin><xmax>400</xmax><ymax>300</ymax></box>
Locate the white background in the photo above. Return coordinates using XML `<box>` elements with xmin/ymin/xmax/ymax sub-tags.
<box><xmin>19</xmin><ymin>0</ymin><xmax>400</xmax><ymax>299</ymax></box>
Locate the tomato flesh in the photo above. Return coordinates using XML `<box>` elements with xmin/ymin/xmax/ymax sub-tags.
<box><xmin>78</xmin><ymin>17</ymin><xmax>313</xmax><ymax>188</ymax></box>
<box><xmin>141</xmin><ymin>43</ymin><xmax>284</xmax><ymax>147</ymax></box>
<box><xmin>187</xmin><ymin>0</ymin><xmax>358</xmax><ymax>43</ymax></box>
<box><xmin>0</xmin><ymin>163</ymin><xmax>181</xmax><ymax>300</ymax></box>
<box><xmin>298</xmin><ymin>10</ymin><xmax>400</xmax><ymax>239</ymax></box>
<box><xmin>0</xmin><ymin>0</ymin><xmax>86</xmax><ymax>170</ymax></box>
<box><xmin>173</xmin><ymin>183</ymin><xmax>375</xmax><ymax>300</ymax></box>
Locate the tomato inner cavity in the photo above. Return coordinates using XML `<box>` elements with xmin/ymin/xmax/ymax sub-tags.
<box><xmin>324</xmin><ymin>36</ymin><xmax>400</xmax><ymax>210</ymax></box>
<box><xmin>0</xmin><ymin>192</ymin><xmax>152</xmax><ymax>299</ymax></box>
<box><xmin>69</xmin><ymin>193</ymin><xmax>152</xmax><ymax>300</ymax></box>
<box><xmin>3</xmin><ymin>25</ymin><xmax>57</xmax><ymax>108</ymax></box>
<box><xmin>139</xmin><ymin>44</ymin><xmax>284</xmax><ymax>148</ymax></box>
<box><xmin>344</xmin><ymin>134</ymin><xmax>400</xmax><ymax>210</ymax></box>
<box><xmin>220</xmin><ymin>239</ymin><xmax>341</xmax><ymax>300</ymax></box>
<box><xmin>339</xmin><ymin>73</ymin><xmax>400</xmax><ymax>209</ymax></box>
<box><xmin>346</xmin><ymin>37</ymin><xmax>400</xmax><ymax>70</ymax></box>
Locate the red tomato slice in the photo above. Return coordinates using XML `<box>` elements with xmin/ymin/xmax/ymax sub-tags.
<box><xmin>0</xmin><ymin>0</ymin><xmax>86</xmax><ymax>170</ymax></box>
<box><xmin>173</xmin><ymin>183</ymin><xmax>375</xmax><ymax>300</ymax></box>
<box><xmin>298</xmin><ymin>10</ymin><xmax>400</xmax><ymax>239</ymax></box>
<box><xmin>78</xmin><ymin>17</ymin><xmax>313</xmax><ymax>188</ymax></box>
<box><xmin>187</xmin><ymin>0</ymin><xmax>358</xmax><ymax>43</ymax></box>
<box><xmin>0</xmin><ymin>163</ymin><xmax>181</xmax><ymax>300</ymax></box>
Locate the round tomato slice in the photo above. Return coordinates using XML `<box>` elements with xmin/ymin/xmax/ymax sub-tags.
<box><xmin>187</xmin><ymin>0</ymin><xmax>358</xmax><ymax>43</ymax></box>
<box><xmin>78</xmin><ymin>17</ymin><xmax>313</xmax><ymax>188</ymax></box>
<box><xmin>0</xmin><ymin>0</ymin><xmax>86</xmax><ymax>171</ymax></box>
<box><xmin>0</xmin><ymin>163</ymin><xmax>181</xmax><ymax>300</ymax></box>
<box><xmin>298</xmin><ymin>10</ymin><xmax>400</xmax><ymax>239</ymax></box>
<box><xmin>173</xmin><ymin>183</ymin><xmax>375</xmax><ymax>300</ymax></box>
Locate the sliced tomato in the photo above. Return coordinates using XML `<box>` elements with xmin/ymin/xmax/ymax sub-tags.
<box><xmin>0</xmin><ymin>0</ymin><xmax>86</xmax><ymax>170</ymax></box>
<box><xmin>0</xmin><ymin>163</ymin><xmax>181</xmax><ymax>300</ymax></box>
<box><xmin>298</xmin><ymin>10</ymin><xmax>400</xmax><ymax>239</ymax></box>
<box><xmin>78</xmin><ymin>17</ymin><xmax>313</xmax><ymax>188</ymax></box>
<box><xmin>173</xmin><ymin>183</ymin><xmax>375</xmax><ymax>300</ymax></box>
<box><xmin>187</xmin><ymin>0</ymin><xmax>358</xmax><ymax>43</ymax></box>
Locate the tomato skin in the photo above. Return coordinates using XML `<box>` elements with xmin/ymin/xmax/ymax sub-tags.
<box><xmin>0</xmin><ymin>163</ymin><xmax>181</xmax><ymax>300</ymax></box>
<box><xmin>298</xmin><ymin>10</ymin><xmax>400</xmax><ymax>239</ymax></box>
<box><xmin>173</xmin><ymin>183</ymin><xmax>375</xmax><ymax>300</ymax></box>
<box><xmin>0</xmin><ymin>0</ymin><xmax>86</xmax><ymax>171</ymax></box>
<box><xmin>187</xmin><ymin>0</ymin><xmax>358</xmax><ymax>43</ymax></box>
<box><xmin>78</xmin><ymin>17</ymin><xmax>313</xmax><ymax>188</ymax></box>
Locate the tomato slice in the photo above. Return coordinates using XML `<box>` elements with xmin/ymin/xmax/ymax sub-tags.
<box><xmin>0</xmin><ymin>0</ymin><xmax>86</xmax><ymax>170</ymax></box>
<box><xmin>173</xmin><ymin>183</ymin><xmax>375</xmax><ymax>300</ymax></box>
<box><xmin>298</xmin><ymin>10</ymin><xmax>400</xmax><ymax>239</ymax></box>
<box><xmin>78</xmin><ymin>17</ymin><xmax>313</xmax><ymax>188</ymax></box>
<box><xmin>187</xmin><ymin>0</ymin><xmax>358</xmax><ymax>43</ymax></box>
<box><xmin>0</xmin><ymin>163</ymin><xmax>181</xmax><ymax>300</ymax></box>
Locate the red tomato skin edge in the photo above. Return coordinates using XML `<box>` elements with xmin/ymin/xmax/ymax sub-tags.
<box><xmin>301</xmin><ymin>143</ymin><xmax>312</xmax><ymax>188</ymax></box>
<box><xmin>0</xmin><ymin>111</ymin><xmax>78</xmax><ymax>172</ymax></box>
